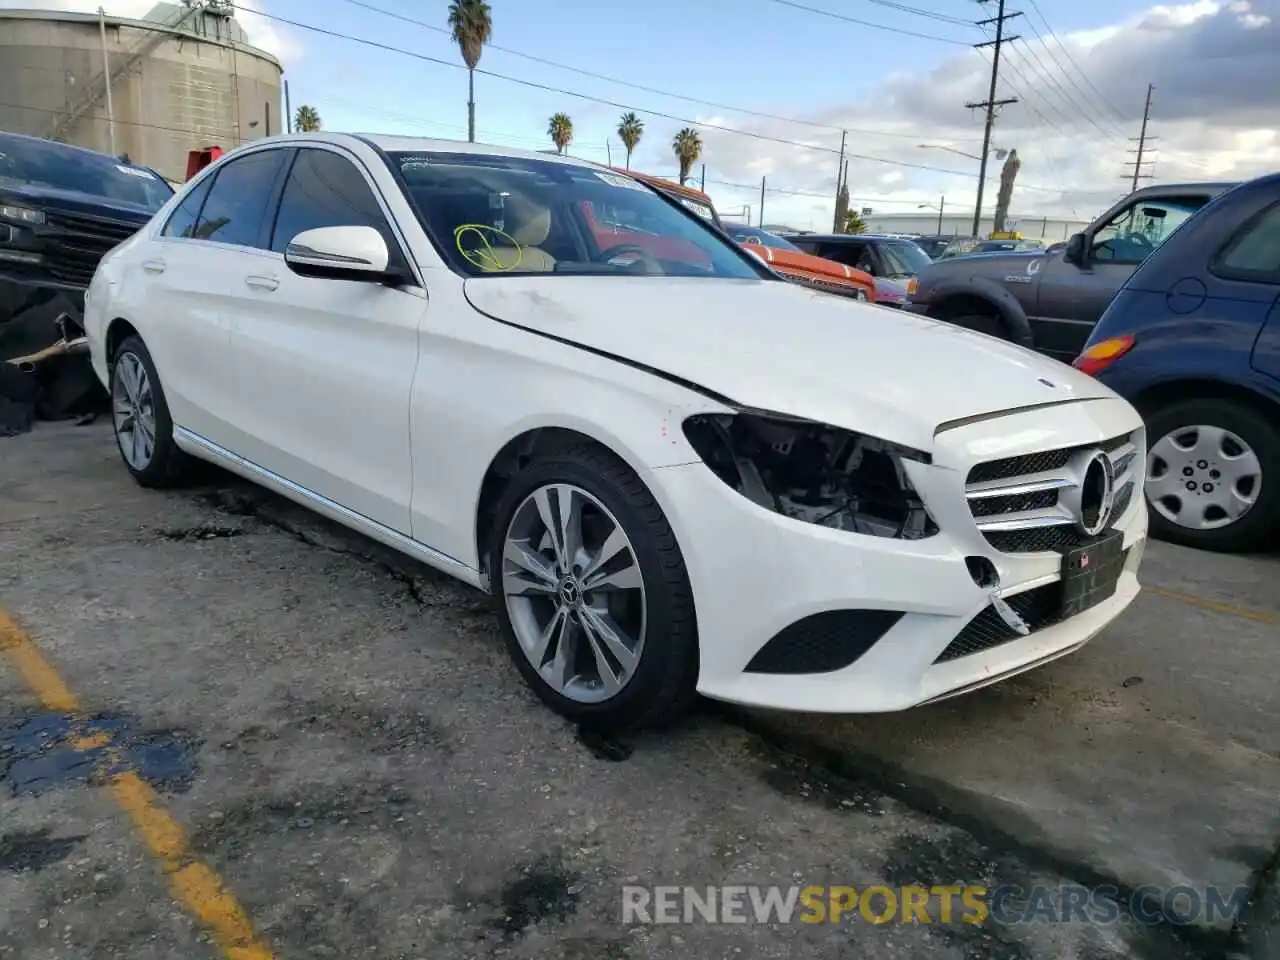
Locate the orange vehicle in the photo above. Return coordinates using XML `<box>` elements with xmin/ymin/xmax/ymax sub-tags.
<box><xmin>615</xmin><ymin>169</ymin><xmax>875</xmax><ymax>302</ymax></box>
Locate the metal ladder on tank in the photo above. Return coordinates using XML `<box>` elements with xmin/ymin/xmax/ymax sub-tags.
<box><xmin>46</xmin><ymin>5</ymin><xmax>201</xmax><ymax>145</ymax></box>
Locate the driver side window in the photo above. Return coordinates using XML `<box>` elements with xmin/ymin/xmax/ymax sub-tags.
<box><xmin>1090</xmin><ymin>198</ymin><xmax>1206</xmax><ymax>264</ymax></box>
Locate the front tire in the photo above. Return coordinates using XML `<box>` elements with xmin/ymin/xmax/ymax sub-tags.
<box><xmin>110</xmin><ymin>334</ymin><xmax>190</xmax><ymax>488</ymax></box>
<box><xmin>1143</xmin><ymin>397</ymin><xmax>1280</xmax><ymax>552</ymax></box>
<box><xmin>488</xmin><ymin>444</ymin><xmax>699</xmax><ymax>731</ymax></box>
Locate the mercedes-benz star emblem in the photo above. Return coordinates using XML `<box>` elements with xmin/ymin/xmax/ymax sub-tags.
<box><xmin>1076</xmin><ymin>451</ymin><xmax>1117</xmax><ymax>536</ymax></box>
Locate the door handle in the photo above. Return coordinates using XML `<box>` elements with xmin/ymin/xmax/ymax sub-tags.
<box><xmin>245</xmin><ymin>274</ymin><xmax>279</xmax><ymax>292</ymax></box>
<box><xmin>141</xmin><ymin>259</ymin><xmax>166</xmax><ymax>274</ymax></box>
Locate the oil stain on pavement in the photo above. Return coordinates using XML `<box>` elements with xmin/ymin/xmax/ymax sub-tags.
<box><xmin>0</xmin><ymin>712</ymin><xmax>197</xmax><ymax>796</ymax></box>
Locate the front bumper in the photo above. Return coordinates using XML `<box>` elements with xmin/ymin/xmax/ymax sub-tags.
<box><xmin>647</xmin><ymin>396</ymin><xmax>1148</xmax><ymax>713</ymax></box>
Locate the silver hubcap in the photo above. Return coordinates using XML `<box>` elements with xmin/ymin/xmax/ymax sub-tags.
<box><xmin>112</xmin><ymin>351</ymin><xmax>157</xmax><ymax>471</ymax></box>
<box><xmin>501</xmin><ymin>483</ymin><xmax>646</xmax><ymax>704</ymax></box>
<box><xmin>1146</xmin><ymin>424</ymin><xmax>1262</xmax><ymax>530</ymax></box>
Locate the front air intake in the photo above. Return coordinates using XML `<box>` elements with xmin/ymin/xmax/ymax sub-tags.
<box><xmin>745</xmin><ymin>609</ymin><xmax>904</xmax><ymax>674</ymax></box>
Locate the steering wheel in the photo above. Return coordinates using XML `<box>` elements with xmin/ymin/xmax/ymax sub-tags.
<box><xmin>596</xmin><ymin>243</ymin><xmax>660</xmax><ymax>272</ymax></box>
<box><xmin>1094</xmin><ymin>231</ymin><xmax>1154</xmax><ymax>262</ymax></box>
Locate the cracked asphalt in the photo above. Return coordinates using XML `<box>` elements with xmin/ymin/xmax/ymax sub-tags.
<box><xmin>1</xmin><ymin>420</ymin><xmax>1278</xmax><ymax>960</ymax></box>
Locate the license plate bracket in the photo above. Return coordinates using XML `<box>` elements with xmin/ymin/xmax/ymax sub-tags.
<box><xmin>1058</xmin><ymin>530</ymin><xmax>1126</xmax><ymax>620</ymax></box>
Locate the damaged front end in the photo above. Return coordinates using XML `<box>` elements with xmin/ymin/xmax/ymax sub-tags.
<box><xmin>682</xmin><ymin>410</ymin><xmax>939</xmax><ymax>539</ymax></box>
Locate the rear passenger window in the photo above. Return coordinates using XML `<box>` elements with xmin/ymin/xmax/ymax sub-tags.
<box><xmin>193</xmin><ymin>150</ymin><xmax>286</xmax><ymax>247</ymax></box>
<box><xmin>161</xmin><ymin>176</ymin><xmax>212</xmax><ymax>238</ymax></box>
<box><xmin>269</xmin><ymin>149</ymin><xmax>396</xmax><ymax>255</ymax></box>
<box><xmin>1214</xmin><ymin>202</ymin><xmax>1280</xmax><ymax>283</ymax></box>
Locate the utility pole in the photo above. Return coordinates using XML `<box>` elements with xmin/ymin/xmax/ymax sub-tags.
<box><xmin>759</xmin><ymin>176</ymin><xmax>766</xmax><ymax>227</ymax></box>
<box><xmin>606</xmin><ymin>140</ymin><xmax>612</xmax><ymax>166</ymax></box>
<box><xmin>700</xmin><ymin>164</ymin><xmax>706</xmax><ymax>192</ymax></box>
<box><xmin>832</xmin><ymin>129</ymin><xmax>847</xmax><ymax>232</ymax></box>
<box><xmin>284</xmin><ymin>80</ymin><xmax>293</xmax><ymax>134</ymax></box>
<box><xmin>936</xmin><ymin>195</ymin><xmax>945</xmax><ymax>234</ymax></box>
<box><xmin>967</xmin><ymin>0</ymin><xmax>1020</xmax><ymax>237</ymax></box>
<box><xmin>98</xmin><ymin>7</ymin><xmax>117</xmax><ymax>155</ymax></box>
<box><xmin>1123</xmin><ymin>84</ymin><xmax>1157</xmax><ymax>192</ymax></box>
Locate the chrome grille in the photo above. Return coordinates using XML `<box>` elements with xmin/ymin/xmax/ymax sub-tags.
<box><xmin>965</xmin><ymin>433</ymin><xmax>1139</xmax><ymax>554</ymax></box>
<box><xmin>779</xmin><ymin>272</ymin><xmax>865</xmax><ymax>300</ymax></box>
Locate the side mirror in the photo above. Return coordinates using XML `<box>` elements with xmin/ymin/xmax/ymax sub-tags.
<box><xmin>1063</xmin><ymin>232</ymin><xmax>1087</xmax><ymax>266</ymax></box>
<box><xmin>284</xmin><ymin>226</ymin><xmax>401</xmax><ymax>283</ymax></box>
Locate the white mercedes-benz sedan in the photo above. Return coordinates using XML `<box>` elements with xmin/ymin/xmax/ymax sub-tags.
<box><xmin>84</xmin><ymin>133</ymin><xmax>1148</xmax><ymax>730</ymax></box>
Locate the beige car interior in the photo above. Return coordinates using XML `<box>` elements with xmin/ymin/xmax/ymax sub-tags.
<box><xmin>482</xmin><ymin>192</ymin><xmax>556</xmax><ymax>273</ymax></box>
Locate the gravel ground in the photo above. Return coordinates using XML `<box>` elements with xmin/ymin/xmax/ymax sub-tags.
<box><xmin>1</xmin><ymin>421</ymin><xmax>1277</xmax><ymax>960</ymax></box>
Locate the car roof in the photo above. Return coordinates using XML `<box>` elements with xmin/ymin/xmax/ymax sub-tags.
<box><xmin>231</xmin><ymin>132</ymin><xmax>606</xmax><ymax>171</ymax></box>
<box><xmin>0</xmin><ymin>129</ymin><xmax>143</xmax><ymax>166</ymax></box>
<box><xmin>1130</xmin><ymin>180</ymin><xmax>1240</xmax><ymax>199</ymax></box>
<box><xmin>792</xmin><ymin>233</ymin><xmax>905</xmax><ymax>242</ymax></box>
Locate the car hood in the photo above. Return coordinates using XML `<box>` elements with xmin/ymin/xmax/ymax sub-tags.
<box><xmin>463</xmin><ymin>276</ymin><xmax>1114</xmax><ymax>452</ymax></box>
<box><xmin>0</xmin><ymin>182</ymin><xmax>161</xmax><ymax>224</ymax></box>
<box><xmin>746</xmin><ymin>245</ymin><xmax>873</xmax><ymax>289</ymax></box>
<box><xmin>931</xmin><ymin>249</ymin><xmax>1046</xmax><ymax>272</ymax></box>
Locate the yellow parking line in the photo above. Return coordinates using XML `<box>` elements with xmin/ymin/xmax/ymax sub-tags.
<box><xmin>0</xmin><ymin>609</ymin><xmax>273</xmax><ymax>960</ymax></box>
<box><xmin>1146</xmin><ymin>585</ymin><xmax>1279</xmax><ymax>625</ymax></box>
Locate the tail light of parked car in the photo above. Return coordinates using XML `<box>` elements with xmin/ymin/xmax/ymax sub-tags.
<box><xmin>1072</xmin><ymin>335</ymin><xmax>1135</xmax><ymax>376</ymax></box>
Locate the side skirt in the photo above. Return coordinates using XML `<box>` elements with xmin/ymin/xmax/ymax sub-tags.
<box><xmin>173</xmin><ymin>427</ymin><xmax>487</xmax><ymax>592</ymax></box>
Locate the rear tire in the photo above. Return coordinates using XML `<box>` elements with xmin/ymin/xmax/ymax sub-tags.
<box><xmin>950</xmin><ymin>311</ymin><xmax>1010</xmax><ymax>340</ymax></box>
<box><xmin>487</xmin><ymin>443</ymin><xmax>699</xmax><ymax>732</ymax></box>
<box><xmin>1142</xmin><ymin>397</ymin><xmax>1280</xmax><ymax>552</ymax></box>
<box><xmin>110</xmin><ymin>334</ymin><xmax>191</xmax><ymax>488</ymax></box>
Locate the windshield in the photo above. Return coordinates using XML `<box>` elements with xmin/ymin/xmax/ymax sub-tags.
<box><xmin>670</xmin><ymin>193</ymin><xmax>716</xmax><ymax>222</ymax></box>
<box><xmin>388</xmin><ymin>152</ymin><xmax>762</xmax><ymax>279</ymax></box>
<box><xmin>879</xmin><ymin>240</ymin><xmax>932</xmax><ymax>276</ymax></box>
<box><xmin>0</xmin><ymin>134</ymin><xmax>173</xmax><ymax>211</ymax></box>
<box><xmin>913</xmin><ymin>237</ymin><xmax>951</xmax><ymax>258</ymax></box>
<box><xmin>728</xmin><ymin>225</ymin><xmax>801</xmax><ymax>252</ymax></box>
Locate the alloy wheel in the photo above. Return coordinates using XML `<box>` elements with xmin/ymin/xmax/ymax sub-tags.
<box><xmin>112</xmin><ymin>351</ymin><xmax>157</xmax><ymax>471</ymax></box>
<box><xmin>1146</xmin><ymin>424</ymin><xmax>1262</xmax><ymax>530</ymax></box>
<box><xmin>501</xmin><ymin>483</ymin><xmax>647</xmax><ymax>703</ymax></box>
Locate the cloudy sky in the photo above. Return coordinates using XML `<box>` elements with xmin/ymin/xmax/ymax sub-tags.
<box><xmin>4</xmin><ymin>0</ymin><xmax>1275</xmax><ymax>229</ymax></box>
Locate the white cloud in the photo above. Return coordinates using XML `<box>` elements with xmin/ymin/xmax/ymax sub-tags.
<box><xmin>636</xmin><ymin>0</ymin><xmax>1279</xmax><ymax>225</ymax></box>
<box><xmin>0</xmin><ymin>0</ymin><xmax>302</xmax><ymax>63</ymax></box>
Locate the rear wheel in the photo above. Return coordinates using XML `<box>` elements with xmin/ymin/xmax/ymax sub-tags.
<box><xmin>488</xmin><ymin>444</ymin><xmax>699</xmax><ymax>731</ymax></box>
<box><xmin>110</xmin><ymin>335</ymin><xmax>191</xmax><ymax>487</ymax></box>
<box><xmin>950</xmin><ymin>311</ymin><xmax>1008</xmax><ymax>340</ymax></box>
<box><xmin>1143</xmin><ymin>397</ymin><xmax>1280</xmax><ymax>552</ymax></box>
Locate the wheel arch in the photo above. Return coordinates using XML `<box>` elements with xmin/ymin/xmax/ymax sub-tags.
<box><xmin>472</xmin><ymin>424</ymin><xmax>658</xmax><ymax>587</ymax></box>
<box><xmin>104</xmin><ymin>317</ymin><xmax>141</xmax><ymax>363</ymax></box>
<box><xmin>926</xmin><ymin>278</ymin><xmax>1034</xmax><ymax>347</ymax></box>
<box><xmin>1129</xmin><ymin>377</ymin><xmax>1280</xmax><ymax>424</ymax></box>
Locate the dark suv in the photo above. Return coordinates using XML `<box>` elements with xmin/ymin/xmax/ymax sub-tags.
<box><xmin>1073</xmin><ymin>172</ymin><xmax>1280</xmax><ymax>553</ymax></box>
<box><xmin>906</xmin><ymin>182</ymin><xmax>1238</xmax><ymax>360</ymax></box>
<box><xmin>0</xmin><ymin>131</ymin><xmax>173</xmax><ymax>325</ymax></box>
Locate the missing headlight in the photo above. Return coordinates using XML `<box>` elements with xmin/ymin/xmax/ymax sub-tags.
<box><xmin>682</xmin><ymin>412</ymin><xmax>939</xmax><ymax>539</ymax></box>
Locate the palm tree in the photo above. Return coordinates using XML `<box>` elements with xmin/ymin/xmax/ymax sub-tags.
<box><xmin>294</xmin><ymin>105</ymin><xmax>321</xmax><ymax>133</ymax></box>
<box><xmin>672</xmin><ymin>127</ymin><xmax>702</xmax><ymax>185</ymax></box>
<box><xmin>448</xmin><ymin>0</ymin><xmax>493</xmax><ymax>142</ymax></box>
<box><xmin>842</xmin><ymin>210</ymin><xmax>868</xmax><ymax>235</ymax></box>
<box><xmin>548</xmin><ymin>113</ymin><xmax>573</xmax><ymax>154</ymax></box>
<box><xmin>617</xmin><ymin>112</ymin><xmax>644</xmax><ymax>170</ymax></box>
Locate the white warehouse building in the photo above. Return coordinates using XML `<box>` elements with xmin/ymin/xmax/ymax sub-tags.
<box><xmin>858</xmin><ymin>210</ymin><xmax>1091</xmax><ymax>240</ymax></box>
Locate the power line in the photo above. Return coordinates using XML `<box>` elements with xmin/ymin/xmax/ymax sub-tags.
<box><xmin>1023</xmin><ymin>0</ymin><xmax>1133</xmax><ymax>127</ymax></box>
<box><xmin>333</xmin><ymin>0</ymin><xmax>969</xmax><ymax>142</ymax></box>
<box><xmin>967</xmin><ymin>0</ymin><xmax>1020</xmax><ymax>235</ymax></box>
<box><xmin>763</xmin><ymin>0</ymin><xmax>973</xmax><ymax>43</ymax></box>
<box><xmin>239</xmin><ymin>7</ymin><xmax>1065</xmax><ymax>191</ymax></box>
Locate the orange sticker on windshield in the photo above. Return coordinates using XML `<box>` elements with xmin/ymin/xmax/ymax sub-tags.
<box><xmin>454</xmin><ymin>224</ymin><xmax>523</xmax><ymax>272</ymax></box>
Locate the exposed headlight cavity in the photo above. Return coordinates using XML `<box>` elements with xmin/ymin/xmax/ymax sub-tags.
<box><xmin>682</xmin><ymin>412</ymin><xmax>939</xmax><ymax>539</ymax></box>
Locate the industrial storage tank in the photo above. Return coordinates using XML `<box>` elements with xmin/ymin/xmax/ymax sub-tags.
<box><xmin>0</xmin><ymin>0</ymin><xmax>283</xmax><ymax>182</ymax></box>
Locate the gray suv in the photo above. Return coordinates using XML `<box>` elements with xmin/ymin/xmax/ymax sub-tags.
<box><xmin>904</xmin><ymin>182</ymin><xmax>1238</xmax><ymax>361</ymax></box>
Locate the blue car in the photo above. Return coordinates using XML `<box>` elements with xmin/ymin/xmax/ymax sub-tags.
<box><xmin>1074</xmin><ymin>171</ymin><xmax>1280</xmax><ymax>552</ymax></box>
